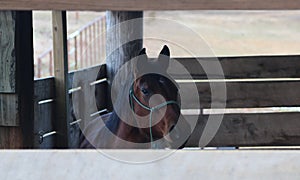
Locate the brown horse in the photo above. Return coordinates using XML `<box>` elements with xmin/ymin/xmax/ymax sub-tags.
<box><xmin>80</xmin><ymin>45</ymin><xmax>191</xmax><ymax>149</ymax></box>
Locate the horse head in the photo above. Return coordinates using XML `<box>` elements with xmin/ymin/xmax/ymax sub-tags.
<box><xmin>130</xmin><ymin>45</ymin><xmax>182</xmax><ymax>147</ymax></box>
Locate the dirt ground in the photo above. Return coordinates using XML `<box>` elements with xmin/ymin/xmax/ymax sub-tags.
<box><xmin>33</xmin><ymin>11</ymin><xmax>300</xmax><ymax>73</ymax></box>
<box><xmin>144</xmin><ymin>11</ymin><xmax>300</xmax><ymax>57</ymax></box>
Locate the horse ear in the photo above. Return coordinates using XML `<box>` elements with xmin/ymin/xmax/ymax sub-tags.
<box><xmin>158</xmin><ymin>45</ymin><xmax>170</xmax><ymax>71</ymax></box>
<box><xmin>136</xmin><ymin>48</ymin><xmax>148</xmax><ymax>74</ymax></box>
<box><xmin>138</xmin><ymin>48</ymin><xmax>146</xmax><ymax>56</ymax></box>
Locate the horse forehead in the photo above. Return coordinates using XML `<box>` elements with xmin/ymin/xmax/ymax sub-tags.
<box><xmin>147</xmin><ymin>75</ymin><xmax>177</xmax><ymax>88</ymax></box>
<box><xmin>139</xmin><ymin>75</ymin><xmax>166</xmax><ymax>87</ymax></box>
<box><xmin>137</xmin><ymin>61</ymin><xmax>167</xmax><ymax>74</ymax></box>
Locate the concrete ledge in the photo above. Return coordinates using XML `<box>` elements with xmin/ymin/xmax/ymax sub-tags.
<box><xmin>1</xmin><ymin>150</ymin><xmax>300</xmax><ymax>179</ymax></box>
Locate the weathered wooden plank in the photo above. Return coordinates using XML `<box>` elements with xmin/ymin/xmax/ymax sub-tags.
<box><xmin>0</xmin><ymin>12</ymin><xmax>18</xmax><ymax>127</ymax></box>
<box><xmin>34</xmin><ymin>77</ymin><xmax>54</xmax><ymax>101</ymax></box>
<box><xmin>52</xmin><ymin>11</ymin><xmax>70</xmax><ymax>148</ymax></box>
<box><xmin>0</xmin><ymin>11</ymin><xmax>15</xmax><ymax>93</ymax></box>
<box><xmin>0</xmin><ymin>11</ymin><xmax>34</xmax><ymax>148</ymax></box>
<box><xmin>32</xmin><ymin>65</ymin><xmax>107</xmax><ymax>148</ymax></box>
<box><xmin>70</xmin><ymin>64</ymin><xmax>108</xmax><ymax>112</ymax></box>
<box><xmin>69</xmin><ymin>64</ymin><xmax>107</xmax><ymax>147</ymax></box>
<box><xmin>169</xmin><ymin>56</ymin><xmax>300</xmax><ymax>79</ymax></box>
<box><xmin>180</xmin><ymin>81</ymin><xmax>300</xmax><ymax>108</ymax></box>
<box><xmin>186</xmin><ymin>113</ymin><xmax>300</xmax><ymax>147</ymax></box>
<box><xmin>33</xmin><ymin>102</ymin><xmax>55</xmax><ymax>148</ymax></box>
<box><xmin>69</xmin><ymin>64</ymin><xmax>106</xmax><ymax>87</ymax></box>
<box><xmin>0</xmin><ymin>127</ymin><xmax>22</xmax><ymax>148</ymax></box>
<box><xmin>0</xmin><ymin>0</ymin><xmax>300</xmax><ymax>10</ymax></box>
<box><xmin>68</xmin><ymin>69</ymin><xmax>80</xmax><ymax>148</ymax></box>
<box><xmin>33</xmin><ymin>77</ymin><xmax>55</xmax><ymax>148</ymax></box>
<box><xmin>68</xmin><ymin>92</ymin><xmax>80</xmax><ymax>148</ymax></box>
<box><xmin>68</xmin><ymin>71</ymin><xmax>79</xmax><ymax>148</ymax></box>
<box><xmin>0</xmin><ymin>11</ymin><xmax>18</xmax><ymax>126</ymax></box>
<box><xmin>0</xmin><ymin>94</ymin><xmax>18</xmax><ymax>126</ymax></box>
<box><xmin>71</xmin><ymin>67</ymin><xmax>101</xmax><ymax>128</ymax></box>
<box><xmin>106</xmin><ymin>11</ymin><xmax>143</xmax><ymax>111</ymax></box>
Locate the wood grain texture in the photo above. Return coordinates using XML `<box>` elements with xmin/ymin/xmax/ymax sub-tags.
<box><xmin>180</xmin><ymin>81</ymin><xmax>300</xmax><ymax>108</ymax></box>
<box><xmin>0</xmin><ymin>12</ymin><xmax>17</xmax><ymax>126</ymax></box>
<box><xmin>70</xmin><ymin>65</ymin><xmax>104</xmax><ymax>127</ymax></box>
<box><xmin>33</xmin><ymin>78</ymin><xmax>55</xmax><ymax>148</ymax></box>
<box><xmin>0</xmin><ymin>94</ymin><xmax>18</xmax><ymax>126</ymax></box>
<box><xmin>70</xmin><ymin>64</ymin><xmax>108</xmax><ymax>112</ymax></box>
<box><xmin>106</xmin><ymin>11</ymin><xmax>143</xmax><ymax>111</ymax></box>
<box><xmin>0</xmin><ymin>0</ymin><xmax>300</xmax><ymax>10</ymax></box>
<box><xmin>34</xmin><ymin>77</ymin><xmax>54</xmax><ymax>101</ymax></box>
<box><xmin>186</xmin><ymin>113</ymin><xmax>300</xmax><ymax>147</ymax></box>
<box><xmin>34</xmin><ymin>102</ymin><xmax>55</xmax><ymax>148</ymax></box>
<box><xmin>69</xmin><ymin>64</ymin><xmax>107</xmax><ymax>147</ymax></box>
<box><xmin>0</xmin><ymin>11</ymin><xmax>15</xmax><ymax>93</ymax></box>
<box><xmin>0</xmin><ymin>11</ymin><xmax>34</xmax><ymax>148</ymax></box>
<box><xmin>170</xmin><ymin>56</ymin><xmax>300</xmax><ymax>79</ymax></box>
<box><xmin>32</xmin><ymin>65</ymin><xmax>107</xmax><ymax>148</ymax></box>
<box><xmin>0</xmin><ymin>126</ymin><xmax>22</xmax><ymax>148</ymax></box>
<box><xmin>32</xmin><ymin>64</ymin><xmax>300</xmax><ymax>147</ymax></box>
<box><xmin>52</xmin><ymin>11</ymin><xmax>70</xmax><ymax>148</ymax></box>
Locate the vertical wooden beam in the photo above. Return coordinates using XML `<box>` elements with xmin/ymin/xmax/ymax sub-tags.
<box><xmin>0</xmin><ymin>11</ymin><xmax>19</xmax><ymax>127</ymax></box>
<box><xmin>16</xmin><ymin>11</ymin><xmax>34</xmax><ymax>148</ymax></box>
<box><xmin>0</xmin><ymin>11</ymin><xmax>16</xmax><ymax>93</ymax></box>
<box><xmin>0</xmin><ymin>11</ymin><xmax>21</xmax><ymax>149</ymax></box>
<box><xmin>52</xmin><ymin>11</ymin><xmax>70</xmax><ymax>148</ymax></box>
<box><xmin>105</xmin><ymin>11</ymin><xmax>143</xmax><ymax>111</ymax></box>
<box><xmin>0</xmin><ymin>11</ymin><xmax>34</xmax><ymax>148</ymax></box>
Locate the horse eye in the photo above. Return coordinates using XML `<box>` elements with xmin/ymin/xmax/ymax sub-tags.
<box><xmin>141</xmin><ymin>88</ymin><xmax>149</xmax><ymax>95</ymax></box>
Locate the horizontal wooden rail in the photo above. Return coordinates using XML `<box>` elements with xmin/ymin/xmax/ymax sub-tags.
<box><xmin>33</xmin><ymin>58</ymin><xmax>300</xmax><ymax>148</ymax></box>
<box><xmin>171</xmin><ymin>55</ymin><xmax>300</xmax><ymax>79</ymax></box>
<box><xmin>180</xmin><ymin>81</ymin><xmax>300</xmax><ymax>109</ymax></box>
<box><xmin>1</xmin><ymin>150</ymin><xmax>300</xmax><ymax>179</ymax></box>
<box><xmin>173</xmin><ymin>55</ymin><xmax>300</xmax><ymax>109</ymax></box>
<box><xmin>186</xmin><ymin>113</ymin><xmax>300</xmax><ymax>147</ymax></box>
<box><xmin>1</xmin><ymin>0</ymin><xmax>300</xmax><ymax>10</ymax></box>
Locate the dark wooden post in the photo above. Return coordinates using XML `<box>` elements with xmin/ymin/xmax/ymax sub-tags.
<box><xmin>0</xmin><ymin>11</ymin><xmax>34</xmax><ymax>148</ymax></box>
<box><xmin>105</xmin><ymin>11</ymin><xmax>143</xmax><ymax>111</ymax></box>
<box><xmin>16</xmin><ymin>11</ymin><xmax>34</xmax><ymax>148</ymax></box>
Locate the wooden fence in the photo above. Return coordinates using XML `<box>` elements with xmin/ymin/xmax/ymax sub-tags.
<box><xmin>35</xmin><ymin>16</ymin><xmax>106</xmax><ymax>78</ymax></box>
<box><xmin>34</xmin><ymin>64</ymin><xmax>107</xmax><ymax>148</ymax></box>
<box><xmin>1</xmin><ymin>2</ymin><xmax>300</xmax><ymax>179</ymax></box>
<box><xmin>34</xmin><ymin>55</ymin><xmax>300</xmax><ymax>148</ymax></box>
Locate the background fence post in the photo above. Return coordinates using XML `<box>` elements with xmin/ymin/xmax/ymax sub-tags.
<box><xmin>105</xmin><ymin>11</ymin><xmax>143</xmax><ymax>111</ymax></box>
<box><xmin>52</xmin><ymin>11</ymin><xmax>70</xmax><ymax>148</ymax></box>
